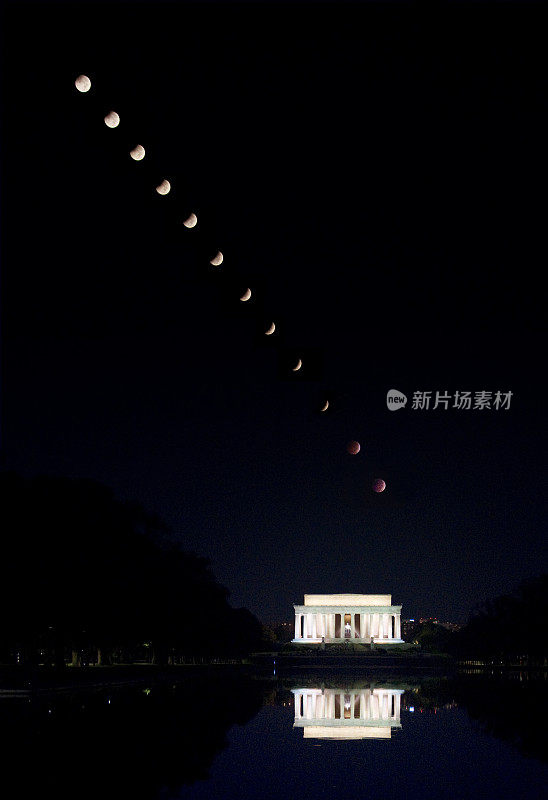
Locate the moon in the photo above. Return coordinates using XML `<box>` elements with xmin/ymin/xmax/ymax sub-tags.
<box><xmin>130</xmin><ymin>145</ymin><xmax>145</xmax><ymax>161</ymax></box>
<box><xmin>210</xmin><ymin>251</ymin><xmax>223</xmax><ymax>266</ymax></box>
<box><xmin>240</xmin><ymin>288</ymin><xmax>252</xmax><ymax>302</ymax></box>
<box><xmin>347</xmin><ymin>441</ymin><xmax>360</xmax><ymax>455</ymax></box>
<box><xmin>265</xmin><ymin>322</ymin><xmax>275</xmax><ymax>335</ymax></box>
<box><xmin>320</xmin><ymin>400</ymin><xmax>329</xmax><ymax>412</ymax></box>
<box><xmin>292</xmin><ymin>358</ymin><xmax>302</xmax><ymax>372</ymax></box>
<box><xmin>373</xmin><ymin>479</ymin><xmax>386</xmax><ymax>493</ymax></box>
<box><xmin>75</xmin><ymin>75</ymin><xmax>91</xmax><ymax>93</ymax></box>
<box><xmin>183</xmin><ymin>213</ymin><xmax>197</xmax><ymax>228</ymax></box>
<box><xmin>156</xmin><ymin>180</ymin><xmax>171</xmax><ymax>195</ymax></box>
<box><xmin>104</xmin><ymin>111</ymin><xmax>120</xmax><ymax>128</ymax></box>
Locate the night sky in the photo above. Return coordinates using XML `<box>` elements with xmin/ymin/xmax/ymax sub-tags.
<box><xmin>1</xmin><ymin>1</ymin><xmax>546</xmax><ymax>623</ymax></box>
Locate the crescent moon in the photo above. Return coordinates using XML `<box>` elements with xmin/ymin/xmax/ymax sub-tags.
<box><xmin>183</xmin><ymin>213</ymin><xmax>197</xmax><ymax>228</ymax></box>
<box><xmin>292</xmin><ymin>358</ymin><xmax>302</xmax><ymax>372</ymax></box>
<box><xmin>240</xmin><ymin>288</ymin><xmax>252</xmax><ymax>302</ymax></box>
<box><xmin>75</xmin><ymin>74</ymin><xmax>91</xmax><ymax>93</ymax></box>
<box><xmin>130</xmin><ymin>144</ymin><xmax>145</xmax><ymax>161</ymax></box>
<box><xmin>210</xmin><ymin>251</ymin><xmax>223</xmax><ymax>266</ymax></box>
<box><xmin>320</xmin><ymin>400</ymin><xmax>329</xmax><ymax>412</ymax></box>
<box><xmin>156</xmin><ymin>179</ymin><xmax>171</xmax><ymax>195</ymax></box>
<box><xmin>265</xmin><ymin>322</ymin><xmax>275</xmax><ymax>335</ymax></box>
<box><xmin>104</xmin><ymin>111</ymin><xmax>120</xmax><ymax>128</ymax></box>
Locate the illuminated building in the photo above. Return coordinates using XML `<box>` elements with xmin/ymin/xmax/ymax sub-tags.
<box><xmin>292</xmin><ymin>685</ymin><xmax>403</xmax><ymax>739</ymax></box>
<box><xmin>292</xmin><ymin>594</ymin><xmax>403</xmax><ymax>644</ymax></box>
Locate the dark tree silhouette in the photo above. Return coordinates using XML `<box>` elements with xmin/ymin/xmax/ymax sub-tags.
<box><xmin>0</xmin><ymin>472</ymin><xmax>263</xmax><ymax>665</ymax></box>
<box><xmin>454</xmin><ymin>574</ymin><xmax>548</xmax><ymax>663</ymax></box>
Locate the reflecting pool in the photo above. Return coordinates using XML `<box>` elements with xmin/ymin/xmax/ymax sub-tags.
<box><xmin>2</xmin><ymin>670</ymin><xmax>546</xmax><ymax>799</ymax></box>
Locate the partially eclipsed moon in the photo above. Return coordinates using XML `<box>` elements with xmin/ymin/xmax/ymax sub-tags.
<box><xmin>320</xmin><ymin>400</ymin><xmax>329</xmax><ymax>412</ymax></box>
<box><xmin>156</xmin><ymin>180</ymin><xmax>171</xmax><ymax>195</ymax></box>
<box><xmin>210</xmin><ymin>251</ymin><xmax>223</xmax><ymax>266</ymax></box>
<box><xmin>75</xmin><ymin>75</ymin><xmax>91</xmax><ymax>93</ymax></box>
<box><xmin>265</xmin><ymin>322</ymin><xmax>275</xmax><ymax>335</ymax></box>
<box><xmin>240</xmin><ymin>288</ymin><xmax>252</xmax><ymax>302</ymax></box>
<box><xmin>373</xmin><ymin>479</ymin><xmax>386</xmax><ymax>493</ymax></box>
<box><xmin>292</xmin><ymin>358</ymin><xmax>302</xmax><ymax>372</ymax></box>
<box><xmin>104</xmin><ymin>111</ymin><xmax>120</xmax><ymax>128</ymax></box>
<box><xmin>183</xmin><ymin>213</ymin><xmax>197</xmax><ymax>228</ymax></box>
<box><xmin>347</xmin><ymin>441</ymin><xmax>360</xmax><ymax>455</ymax></box>
<box><xmin>130</xmin><ymin>145</ymin><xmax>145</xmax><ymax>161</ymax></box>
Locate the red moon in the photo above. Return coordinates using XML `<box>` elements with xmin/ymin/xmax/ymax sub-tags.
<box><xmin>346</xmin><ymin>441</ymin><xmax>360</xmax><ymax>455</ymax></box>
<box><xmin>373</xmin><ymin>479</ymin><xmax>386</xmax><ymax>493</ymax></box>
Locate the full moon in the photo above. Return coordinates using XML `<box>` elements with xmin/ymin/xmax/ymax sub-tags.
<box><xmin>130</xmin><ymin>145</ymin><xmax>145</xmax><ymax>161</ymax></box>
<box><xmin>240</xmin><ymin>288</ymin><xmax>252</xmax><ymax>302</ymax></box>
<box><xmin>104</xmin><ymin>111</ymin><xmax>120</xmax><ymax>128</ymax></box>
<box><xmin>156</xmin><ymin>180</ymin><xmax>171</xmax><ymax>195</ymax></box>
<box><xmin>347</xmin><ymin>441</ymin><xmax>360</xmax><ymax>455</ymax></box>
<box><xmin>292</xmin><ymin>359</ymin><xmax>302</xmax><ymax>371</ymax></box>
<box><xmin>210</xmin><ymin>251</ymin><xmax>223</xmax><ymax>265</ymax></box>
<box><xmin>373</xmin><ymin>479</ymin><xmax>386</xmax><ymax>493</ymax></box>
<box><xmin>265</xmin><ymin>322</ymin><xmax>275</xmax><ymax>335</ymax></box>
<box><xmin>75</xmin><ymin>74</ymin><xmax>91</xmax><ymax>93</ymax></box>
<box><xmin>183</xmin><ymin>213</ymin><xmax>198</xmax><ymax>228</ymax></box>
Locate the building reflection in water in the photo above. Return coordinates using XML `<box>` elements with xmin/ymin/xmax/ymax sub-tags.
<box><xmin>292</xmin><ymin>686</ymin><xmax>403</xmax><ymax>739</ymax></box>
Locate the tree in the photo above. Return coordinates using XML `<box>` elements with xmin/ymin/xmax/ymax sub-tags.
<box><xmin>0</xmin><ymin>473</ymin><xmax>263</xmax><ymax>664</ymax></box>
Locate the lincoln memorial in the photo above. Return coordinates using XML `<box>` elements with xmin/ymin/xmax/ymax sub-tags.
<box><xmin>292</xmin><ymin>686</ymin><xmax>403</xmax><ymax>739</ymax></box>
<box><xmin>292</xmin><ymin>594</ymin><xmax>403</xmax><ymax>644</ymax></box>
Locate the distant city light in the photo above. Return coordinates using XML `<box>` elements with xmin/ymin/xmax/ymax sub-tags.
<box><xmin>409</xmin><ymin>706</ymin><xmax>414</xmax><ymax>712</ymax></box>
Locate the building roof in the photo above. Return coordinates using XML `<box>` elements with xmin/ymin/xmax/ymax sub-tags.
<box><xmin>304</xmin><ymin>594</ymin><xmax>392</xmax><ymax>606</ymax></box>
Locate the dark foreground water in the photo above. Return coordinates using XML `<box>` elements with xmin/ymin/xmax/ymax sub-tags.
<box><xmin>2</xmin><ymin>669</ymin><xmax>546</xmax><ymax>799</ymax></box>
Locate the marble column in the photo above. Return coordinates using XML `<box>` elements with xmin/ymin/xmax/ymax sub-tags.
<box><xmin>395</xmin><ymin>615</ymin><xmax>401</xmax><ymax>639</ymax></box>
<box><xmin>326</xmin><ymin>692</ymin><xmax>333</xmax><ymax>718</ymax></box>
<box><xmin>394</xmin><ymin>693</ymin><xmax>401</xmax><ymax>718</ymax></box>
<box><xmin>294</xmin><ymin>693</ymin><xmax>301</xmax><ymax>718</ymax></box>
<box><xmin>370</xmin><ymin>693</ymin><xmax>378</xmax><ymax>719</ymax></box>
<box><xmin>365</xmin><ymin>690</ymin><xmax>371</xmax><ymax>719</ymax></box>
<box><xmin>350</xmin><ymin>614</ymin><xmax>356</xmax><ymax>639</ymax></box>
<box><xmin>294</xmin><ymin>614</ymin><xmax>300</xmax><ymax>639</ymax></box>
<box><xmin>305</xmin><ymin>694</ymin><xmax>313</xmax><ymax>719</ymax></box>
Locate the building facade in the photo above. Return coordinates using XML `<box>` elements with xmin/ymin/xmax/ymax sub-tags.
<box><xmin>292</xmin><ymin>594</ymin><xmax>403</xmax><ymax>644</ymax></box>
<box><xmin>292</xmin><ymin>685</ymin><xmax>403</xmax><ymax>739</ymax></box>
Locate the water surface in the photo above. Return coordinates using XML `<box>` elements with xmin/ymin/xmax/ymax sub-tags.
<box><xmin>2</xmin><ymin>670</ymin><xmax>546</xmax><ymax>799</ymax></box>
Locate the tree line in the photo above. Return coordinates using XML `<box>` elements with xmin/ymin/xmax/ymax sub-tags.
<box><xmin>0</xmin><ymin>473</ymin><xmax>265</xmax><ymax>666</ymax></box>
<box><xmin>409</xmin><ymin>574</ymin><xmax>547</xmax><ymax>664</ymax></box>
